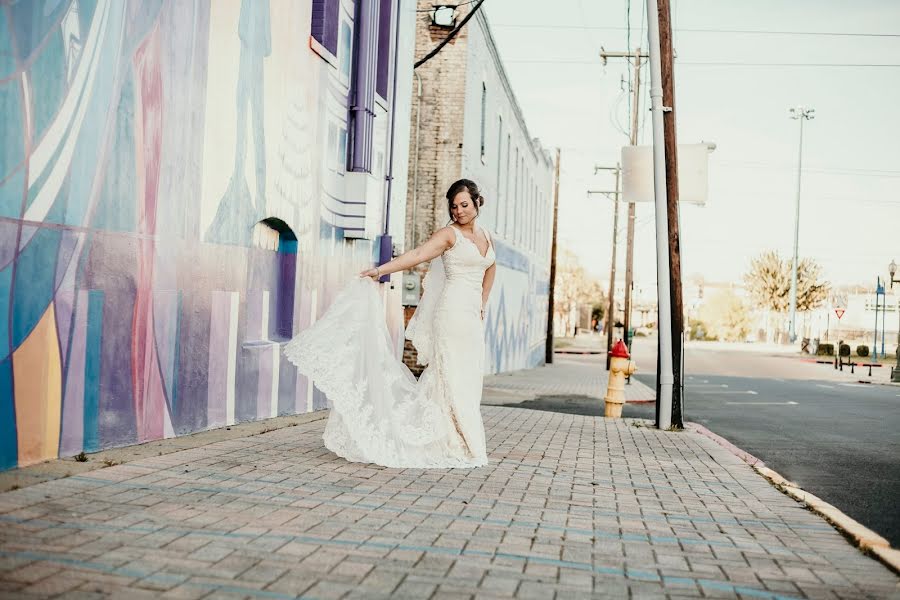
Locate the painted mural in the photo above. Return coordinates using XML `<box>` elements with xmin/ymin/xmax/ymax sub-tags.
<box><xmin>0</xmin><ymin>0</ymin><xmax>403</xmax><ymax>470</ymax></box>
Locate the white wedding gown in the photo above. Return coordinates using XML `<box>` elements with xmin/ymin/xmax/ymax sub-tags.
<box><xmin>284</xmin><ymin>226</ymin><xmax>496</xmax><ymax>468</ymax></box>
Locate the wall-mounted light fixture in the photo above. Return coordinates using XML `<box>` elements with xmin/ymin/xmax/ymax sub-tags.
<box><xmin>431</xmin><ymin>6</ymin><xmax>457</xmax><ymax>28</ymax></box>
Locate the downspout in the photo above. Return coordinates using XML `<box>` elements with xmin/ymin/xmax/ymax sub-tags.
<box><xmin>410</xmin><ymin>70</ymin><xmax>422</xmax><ymax>249</ymax></box>
<box><xmin>382</xmin><ymin>0</ymin><xmax>402</xmax><ymax>236</ymax></box>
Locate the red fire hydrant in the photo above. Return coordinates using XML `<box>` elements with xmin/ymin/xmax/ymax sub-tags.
<box><xmin>604</xmin><ymin>340</ymin><xmax>636</xmax><ymax>418</ymax></box>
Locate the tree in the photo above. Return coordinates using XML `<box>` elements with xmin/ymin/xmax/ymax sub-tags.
<box><xmin>744</xmin><ymin>251</ymin><xmax>829</xmax><ymax>314</ymax></box>
<box><xmin>554</xmin><ymin>249</ymin><xmax>606</xmax><ymax>336</ymax></box>
<box><xmin>697</xmin><ymin>289</ymin><xmax>754</xmax><ymax>342</ymax></box>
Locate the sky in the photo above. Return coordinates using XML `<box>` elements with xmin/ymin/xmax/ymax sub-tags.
<box><xmin>481</xmin><ymin>0</ymin><xmax>900</xmax><ymax>290</ymax></box>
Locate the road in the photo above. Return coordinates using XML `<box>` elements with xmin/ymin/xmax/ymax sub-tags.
<box><xmin>621</xmin><ymin>335</ymin><xmax>900</xmax><ymax>548</ymax></box>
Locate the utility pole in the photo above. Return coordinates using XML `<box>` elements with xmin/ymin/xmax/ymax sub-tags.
<box><xmin>546</xmin><ymin>148</ymin><xmax>561</xmax><ymax>364</ymax></box>
<box><xmin>657</xmin><ymin>0</ymin><xmax>684</xmax><ymax>428</ymax></box>
<box><xmin>599</xmin><ymin>48</ymin><xmax>647</xmax><ymax>357</ymax></box>
<box><xmin>589</xmin><ymin>166</ymin><xmax>621</xmax><ymax>370</ymax></box>
<box><xmin>646</xmin><ymin>0</ymin><xmax>674</xmax><ymax>429</ymax></box>
<box><xmin>788</xmin><ymin>105</ymin><xmax>815</xmax><ymax>344</ymax></box>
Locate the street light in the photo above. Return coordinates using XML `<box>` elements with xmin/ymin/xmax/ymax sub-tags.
<box><xmin>889</xmin><ymin>260</ymin><xmax>900</xmax><ymax>382</ymax></box>
<box><xmin>787</xmin><ymin>106</ymin><xmax>815</xmax><ymax>344</ymax></box>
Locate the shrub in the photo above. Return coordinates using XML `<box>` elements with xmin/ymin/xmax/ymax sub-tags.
<box><xmin>816</xmin><ymin>343</ymin><xmax>834</xmax><ymax>356</ymax></box>
<box><xmin>856</xmin><ymin>345</ymin><xmax>869</xmax><ymax>357</ymax></box>
<box><xmin>839</xmin><ymin>344</ymin><xmax>851</xmax><ymax>357</ymax></box>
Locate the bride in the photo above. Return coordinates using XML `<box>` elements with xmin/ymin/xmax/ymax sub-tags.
<box><xmin>284</xmin><ymin>179</ymin><xmax>497</xmax><ymax>468</ymax></box>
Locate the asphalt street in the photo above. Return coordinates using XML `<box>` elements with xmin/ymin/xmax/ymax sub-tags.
<box><xmin>619</xmin><ymin>338</ymin><xmax>900</xmax><ymax>548</ymax></box>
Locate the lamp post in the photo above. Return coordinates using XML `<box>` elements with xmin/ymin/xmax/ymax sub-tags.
<box><xmin>889</xmin><ymin>260</ymin><xmax>900</xmax><ymax>382</ymax></box>
<box><xmin>788</xmin><ymin>106</ymin><xmax>814</xmax><ymax>344</ymax></box>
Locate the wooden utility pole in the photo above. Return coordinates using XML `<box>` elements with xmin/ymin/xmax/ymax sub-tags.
<box><xmin>658</xmin><ymin>0</ymin><xmax>684</xmax><ymax>428</ymax></box>
<box><xmin>546</xmin><ymin>148</ymin><xmax>561</xmax><ymax>364</ymax></box>
<box><xmin>604</xmin><ymin>166</ymin><xmax>621</xmax><ymax>370</ymax></box>
<box><xmin>599</xmin><ymin>48</ymin><xmax>647</xmax><ymax>355</ymax></box>
<box><xmin>624</xmin><ymin>51</ymin><xmax>642</xmax><ymax>353</ymax></box>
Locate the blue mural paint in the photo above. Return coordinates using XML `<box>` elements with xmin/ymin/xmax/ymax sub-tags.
<box><xmin>0</xmin><ymin>264</ymin><xmax>11</xmax><ymax>361</ymax></box>
<box><xmin>28</xmin><ymin>28</ymin><xmax>67</xmax><ymax>142</ymax></box>
<box><xmin>0</xmin><ymin>9</ymin><xmax>16</xmax><ymax>80</ymax></box>
<box><xmin>11</xmin><ymin>226</ymin><xmax>61</xmax><ymax>348</ymax></box>
<box><xmin>0</xmin><ymin>83</ymin><xmax>25</xmax><ymax>182</ymax></box>
<box><xmin>92</xmin><ymin>78</ymin><xmax>137</xmax><ymax>232</ymax></box>
<box><xmin>83</xmin><ymin>289</ymin><xmax>103</xmax><ymax>452</ymax></box>
<box><xmin>0</xmin><ymin>358</ymin><xmax>17</xmax><ymax>469</ymax></box>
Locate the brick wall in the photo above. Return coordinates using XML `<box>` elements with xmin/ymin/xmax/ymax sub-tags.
<box><xmin>405</xmin><ymin>0</ymin><xmax>471</xmax><ymax>261</ymax></box>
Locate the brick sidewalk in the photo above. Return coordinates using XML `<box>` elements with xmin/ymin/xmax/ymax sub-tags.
<box><xmin>1</xmin><ymin>405</ymin><xmax>897</xmax><ymax>598</ymax></box>
<box><xmin>484</xmin><ymin>355</ymin><xmax>655</xmax><ymax>404</ymax></box>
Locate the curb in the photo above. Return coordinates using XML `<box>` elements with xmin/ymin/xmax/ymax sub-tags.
<box><xmin>686</xmin><ymin>422</ymin><xmax>899</xmax><ymax>576</ymax></box>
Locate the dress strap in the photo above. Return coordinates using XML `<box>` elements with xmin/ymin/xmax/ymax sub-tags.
<box><xmin>448</xmin><ymin>225</ymin><xmax>461</xmax><ymax>246</ymax></box>
<box><xmin>478</xmin><ymin>226</ymin><xmax>493</xmax><ymax>252</ymax></box>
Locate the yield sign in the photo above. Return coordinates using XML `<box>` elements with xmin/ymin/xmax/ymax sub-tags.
<box><xmin>834</xmin><ymin>309</ymin><xmax>845</xmax><ymax>320</ymax></box>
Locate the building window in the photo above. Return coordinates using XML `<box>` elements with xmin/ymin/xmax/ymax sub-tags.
<box><xmin>376</xmin><ymin>0</ymin><xmax>393</xmax><ymax>100</ymax></box>
<box><xmin>339</xmin><ymin>19</ymin><xmax>353</xmax><ymax>82</ymax></box>
<box><xmin>311</xmin><ymin>0</ymin><xmax>340</xmax><ymax>58</ymax></box>
<box><xmin>480</xmin><ymin>83</ymin><xmax>487</xmax><ymax>162</ymax></box>
<box><xmin>338</xmin><ymin>127</ymin><xmax>348</xmax><ymax>174</ymax></box>
<box><xmin>511</xmin><ymin>147</ymin><xmax>518</xmax><ymax>239</ymax></box>
<box><xmin>504</xmin><ymin>134</ymin><xmax>511</xmax><ymax>236</ymax></box>
<box><xmin>494</xmin><ymin>116</ymin><xmax>503</xmax><ymax>228</ymax></box>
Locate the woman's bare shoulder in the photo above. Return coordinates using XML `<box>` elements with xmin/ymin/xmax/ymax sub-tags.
<box><xmin>431</xmin><ymin>226</ymin><xmax>457</xmax><ymax>244</ymax></box>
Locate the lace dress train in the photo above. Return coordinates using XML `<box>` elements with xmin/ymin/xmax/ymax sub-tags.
<box><xmin>283</xmin><ymin>226</ymin><xmax>496</xmax><ymax>468</ymax></box>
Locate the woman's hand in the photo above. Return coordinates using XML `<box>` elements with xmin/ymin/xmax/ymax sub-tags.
<box><xmin>359</xmin><ymin>267</ymin><xmax>380</xmax><ymax>280</ymax></box>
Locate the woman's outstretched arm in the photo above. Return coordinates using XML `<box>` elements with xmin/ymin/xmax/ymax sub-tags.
<box><xmin>360</xmin><ymin>227</ymin><xmax>455</xmax><ymax>279</ymax></box>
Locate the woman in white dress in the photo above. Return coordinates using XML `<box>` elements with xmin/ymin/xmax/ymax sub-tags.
<box><xmin>284</xmin><ymin>179</ymin><xmax>497</xmax><ymax>468</ymax></box>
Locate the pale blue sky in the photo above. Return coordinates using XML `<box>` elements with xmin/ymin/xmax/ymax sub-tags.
<box><xmin>483</xmin><ymin>0</ymin><xmax>900</xmax><ymax>288</ymax></box>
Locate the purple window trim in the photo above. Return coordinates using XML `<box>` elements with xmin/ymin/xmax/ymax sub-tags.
<box><xmin>311</xmin><ymin>0</ymin><xmax>340</xmax><ymax>57</ymax></box>
<box><xmin>347</xmin><ymin>0</ymin><xmax>379</xmax><ymax>173</ymax></box>
<box><xmin>376</xmin><ymin>0</ymin><xmax>393</xmax><ymax>100</ymax></box>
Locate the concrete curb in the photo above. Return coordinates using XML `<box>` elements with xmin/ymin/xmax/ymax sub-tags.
<box><xmin>0</xmin><ymin>411</ymin><xmax>328</xmax><ymax>493</ymax></box>
<box><xmin>686</xmin><ymin>422</ymin><xmax>899</xmax><ymax>576</ymax></box>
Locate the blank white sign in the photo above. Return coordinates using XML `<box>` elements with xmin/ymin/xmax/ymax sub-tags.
<box><xmin>622</xmin><ymin>144</ymin><xmax>710</xmax><ymax>206</ymax></box>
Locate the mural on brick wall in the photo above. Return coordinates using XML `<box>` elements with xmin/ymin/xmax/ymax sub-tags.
<box><xmin>0</xmin><ymin>0</ymin><xmax>398</xmax><ymax>470</ymax></box>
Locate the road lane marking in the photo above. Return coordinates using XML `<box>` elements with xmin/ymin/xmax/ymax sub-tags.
<box><xmin>816</xmin><ymin>384</ymin><xmax>835</xmax><ymax>389</ymax></box>
<box><xmin>726</xmin><ymin>401</ymin><xmax>798</xmax><ymax>405</ymax></box>
<box><xmin>839</xmin><ymin>383</ymin><xmax>869</xmax><ymax>388</ymax></box>
<box><xmin>689</xmin><ymin>384</ymin><xmax>728</xmax><ymax>388</ymax></box>
<box><xmin>694</xmin><ymin>390</ymin><xmax>757</xmax><ymax>395</ymax></box>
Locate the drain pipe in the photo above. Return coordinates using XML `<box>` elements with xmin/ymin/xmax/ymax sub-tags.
<box><xmin>647</xmin><ymin>0</ymin><xmax>674</xmax><ymax>429</ymax></box>
<box><xmin>382</xmin><ymin>0</ymin><xmax>402</xmax><ymax>236</ymax></box>
<box><xmin>410</xmin><ymin>70</ymin><xmax>423</xmax><ymax>249</ymax></box>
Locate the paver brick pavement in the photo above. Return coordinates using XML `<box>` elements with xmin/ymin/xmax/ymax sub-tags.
<box><xmin>0</xmin><ymin>380</ymin><xmax>898</xmax><ymax>597</ymax></box>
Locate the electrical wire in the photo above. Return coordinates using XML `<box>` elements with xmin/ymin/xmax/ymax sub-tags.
<box><xmin>503</xmin><ymin>59</ymin><xmax>900</xmax><ymax>68</ymax></box>
<box><xmin>414</xmin><ymin>0</ymin><xmax>487</xmax><ymax>69</ymax></box>
<box><xmin>489</xmin><ymin>23</ymin><xmax>900</xmax><ymax>37</ymax></box>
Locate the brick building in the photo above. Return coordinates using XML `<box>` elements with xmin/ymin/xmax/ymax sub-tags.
<box><xmin>404</xmin><ymin>2</ymin><xmax>556</xmax><ymax>374</ymax></box>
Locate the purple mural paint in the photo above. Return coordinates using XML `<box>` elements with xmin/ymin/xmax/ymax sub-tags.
<box><xmin>152</xmin><ymin>290</ymin><xmax>180</xmax><ymax>411</ymax></box>
<box><xmin>256</xmin><ymin>345</ymin><xmax>274</xmax><ymax>420</ymax></box>
<box><xmin>207</xmin><ymin>291</ymin><xmax>231</xmax><ymax>429</ymax></box>
<box><xmin>59</xmin><ymin>290</ymin><xmax>88</xmax><ymax>457</ymax></box>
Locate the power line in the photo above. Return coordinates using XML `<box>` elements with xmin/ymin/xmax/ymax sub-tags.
<box><xmin>491</xmin><ymin>23</ymin><xmax>900</xmax><ymax>38</ymax></box>
<box><xmin>414</xmin><ymin>0</ymin><xmax>486</xmax><ymax>68</ymax></box>
<box><xmin>503</xmin><ymin>59</ymin><xmax>900</xmax><ymax>68</ymax></box>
